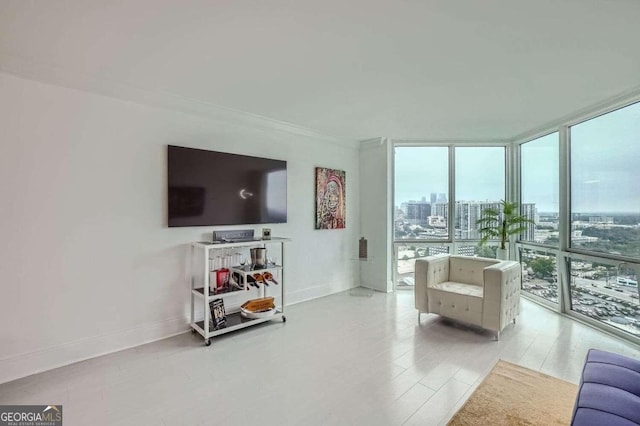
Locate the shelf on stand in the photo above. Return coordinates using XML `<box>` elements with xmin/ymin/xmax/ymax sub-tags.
<box><xmin>231</xmin><ymin>264</ymin><xmax>282</xmax><ymax>274</ymax></box>
<box><xmin>193</xmin><ymin>286</ymin><xmax>246</xmax><ymax>298</ymax></box>
<box><xmin>194</xmin><ymin>310</ymin><xmax>283</xmax><ymax>337</ymax></box>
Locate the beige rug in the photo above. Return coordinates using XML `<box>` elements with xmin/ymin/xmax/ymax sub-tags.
<box><xmin>448</xmin><ymin>360</ymin><xmax>578</xmax><ymax>426</ymax></box>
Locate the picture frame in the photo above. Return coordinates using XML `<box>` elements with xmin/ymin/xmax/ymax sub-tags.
<box><xmin>315</xmin><ymin>167</ymin><xmax>346</xmax><ymax>230</ymax></box>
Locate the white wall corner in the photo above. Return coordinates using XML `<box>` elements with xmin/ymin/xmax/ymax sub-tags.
<box><xmin>359</xmin><ymin>137</ymin><xmax>386</xmax><ymax>151</ymax></box>
<box><xmin>358</xmin><ymin>138</ymin><xmax>392</xmax><ymax>292</ymax></box>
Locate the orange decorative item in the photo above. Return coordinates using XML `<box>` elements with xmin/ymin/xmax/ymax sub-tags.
<box><xmin>253</xmin><ymin>273</ymin><xmax>268</xmax><ymax>286</ymax></box>
<box><xmin>263</xmin><ymin>272</ymin><xmax>278</xmax><ymax>285</ymax></box>
<box><xmin>241</xmin><ymin>297</ymin><xmax>275</xmax><ymax>313</ymax></box>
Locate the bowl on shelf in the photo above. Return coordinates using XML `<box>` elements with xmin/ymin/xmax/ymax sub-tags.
<box><xmin>240</xmin><ymin>306</ymin><xmax>276</xmax><ymax>319</ymax></box>
<box><xmin>241</xmin><ymin>297</ymin><xmax>275</xmax><ymax>312</ymax></box>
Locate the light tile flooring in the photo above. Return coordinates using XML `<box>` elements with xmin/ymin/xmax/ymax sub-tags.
<box><xmin>1</xmin><ymin>289</ymin><xmax>639</xmax><ymax>426</ymax></box>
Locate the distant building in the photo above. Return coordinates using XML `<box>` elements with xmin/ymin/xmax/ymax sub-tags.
<box><xmin>454</xmin><ymin>201</ymin><xmax>501</xmax><ymax>239</ymax></box>
<box><xmin>437</xmin><ymin>193</ymin><xmax>447</xmax><ymax>203</ymax></box>
<box><xmin>428</xmin><ymin>216</ymin><xmax>446</xmax><ymax>228</ymax></box>
<box><xmin>521</xmin><ymin>203</ymin><xmax>536</xmax><ymax>241</ymax></box>
<box><xmin>589</xmin><ymin>216</ymin><xmax>614</xmax><ymax>225</ymax></box>
<box><xmin>400</xmin><ymin>201</ymin><xmax>413</xmax><ymax>215</ymax></box>
<box><xmin>406</xmin><ymin>200</ymin><xmax>431</xmax><ymax>224</ymax></box>
<box><xmin>434</xmin><ymin>202</ymin><xmax>448</xmax><ymax>219</ymax></box>
<box><xmin>571</xmin><ymin>230</ymin><xmax>598</xmax><ymax>243</ymax></box>
<box><xmin>430</xmin><ymin>193</ymin><xmax>437</xmax><ymax>204</ymax></box>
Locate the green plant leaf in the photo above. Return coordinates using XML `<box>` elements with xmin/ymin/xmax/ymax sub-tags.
<box><xmin>476</xmin><ymin>200</ymin><xmax>535</xmax><ymax>246</ymax></box>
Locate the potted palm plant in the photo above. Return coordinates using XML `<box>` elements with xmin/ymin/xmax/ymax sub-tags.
<box><xmin>476</xmin><ymin>200</ymin><xmax>534</xmax><ymax>260</ymax></box>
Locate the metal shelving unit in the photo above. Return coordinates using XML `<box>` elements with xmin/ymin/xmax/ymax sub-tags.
<box><xmin>190</xmin><ymin>237</ymin><xmax>289</xmax><ymax>346</ymax></box>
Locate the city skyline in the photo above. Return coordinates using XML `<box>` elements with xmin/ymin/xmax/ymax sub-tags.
<box><xmin>395</xmin><ymin>102</ymin><xmax>640</xmax><ymax>214</ymax></box>
<box><xmin>396</xmin><ymin>195</ymin><xmax>640</xmax><ymax>216</ymax></box>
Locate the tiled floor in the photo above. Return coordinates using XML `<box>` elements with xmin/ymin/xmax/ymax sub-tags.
<box><xmin>1</xmin><ymin>290</ymin><xmax>638</xmax><ymax>425</ymax></box>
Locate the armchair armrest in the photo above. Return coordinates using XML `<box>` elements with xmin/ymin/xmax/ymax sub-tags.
<box><xmin>482</xmin><ymin>261</ymin><xmax>521</xmax><ymax>332</ymax></box>
<box><xmin>415</xmin><ymin>255</ymin><xmax>450</xmax><ymax>312</ymax></box>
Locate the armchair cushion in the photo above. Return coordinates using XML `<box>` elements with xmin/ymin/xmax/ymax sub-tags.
<box><xmin>430</xmin><ymin>281</ymin><xmax>484</xmax><ymax>297</ymax></box>
<box><xmin>449</xmin><ymin>256</ymin><xmax>499</xmax><ymax>286</ymax></box>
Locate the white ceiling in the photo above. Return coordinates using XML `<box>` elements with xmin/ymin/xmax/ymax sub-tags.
<box><xmin>2</xmin><ymin>0</ymin><xmax>640</xmax><ymax>143</ymax></box>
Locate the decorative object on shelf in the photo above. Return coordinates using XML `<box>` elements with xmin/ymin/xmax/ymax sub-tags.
<box><xmin>315</xmin><ymin>167</ymin><xmax>346</xmax><ymax>230</ymax></box>
<box><xmin>476</xmin><ymin>200</ymin><xmax>535</xmax><ymax>260</ymax></box>
<box><xmin>209</xmin><ymin>298</ymin><xmax>227</xmax><ymax>330</ymax></box>
<box><xmin>241</xmin><ymin>297</ymin><xmax>275</xmax><ymax>312</ymax></box>
<box><xmin>263</xmin><ymin>271</ymin><xmax>278</xmax><ymax>285</ymax></box>
<box><xmin>212</xmin><ymin>229</ymin><xmax>255</xmax><ymax>243</ymax></box>
<box><xmin>228</xmin><ymin>272</ymin><xmax>242</xmax><ymax>290</ymax></box>
<box><xmin>246</xmin><ymin>274</ymin><xmax>258</xmax><ymax>289</ymax></box>
<box><xmin>216</xmin><ymin>267</ymin><xmax>229</xmax><ymax>290</ymax></box>
<box><xmin>209</xmin><ymin>257</ymin><xmax>218</xmax><ymax>290</ymax></box>
<box><xmin>240</xmin><ymin>306</ymin><xmax>276</xmax><ymax>319</ymax></box>
<box><xmin>253</xmin><ymin>273</ymin><xmax>268</xmax><ymax>286</ymax></box>
<box><xmin>250</xmin><ymin>247</ymin><xmax>267</xmax><ymax>268</ymax></box>
<box><xmin>359</xmin><ymin>237</ymin><xmax>368</xmax><ymax>259</ymax></box>
<box><xmin>262</xmin><ymin>228</ymin><xmax>271</xmax><ymax>240</ymax></box>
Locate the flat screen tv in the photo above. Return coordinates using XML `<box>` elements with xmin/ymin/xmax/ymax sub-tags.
<box><xmin>168</xmin><ymin>145</ymin><xmax>287</xmax><ymax>227</ymax></box>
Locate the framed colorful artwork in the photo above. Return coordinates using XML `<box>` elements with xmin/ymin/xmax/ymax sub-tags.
<box><xmin>315</xmin><ymin>167</ymin><xmax>346</xmax><ymax>229</ymax></box>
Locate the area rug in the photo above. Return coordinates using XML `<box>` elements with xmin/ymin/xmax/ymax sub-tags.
<box><xmin>448</xmin><ymin>360</ymin><xmax>578</xmax><ymax>426</ymax></box>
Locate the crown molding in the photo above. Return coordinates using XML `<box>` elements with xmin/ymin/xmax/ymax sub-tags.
<box><xmin>0</xmin><ymin>51</ymin><xmax>359</xmax><ymax>150</ymax></box>
<box><xmin>359</xmin><ymin>137</ymin><xmax>386</xmax><ymax>150</ymax></box>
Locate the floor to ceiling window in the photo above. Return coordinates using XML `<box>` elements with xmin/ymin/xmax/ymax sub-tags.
<box><xmin>393</xmin><ymin>145</ymin><xmax>507</xmax><ymax>288</ymax></box>
<box><xmin>454</xmin><ymin>146</ymin><xmax>505</xmax><ymax>256</ymax></box>
<box><xmin>394</xmin><ymin>146</ymin><xmax>450</xmax><ymax>287</ymax></box>
<box><xmin>521</xmin><ymin>132</ymin><xmax>559</xmax><ymax>245</ymax></box>
<box><xmin>570</xmin><ymin>102</ymin><xmax>640</xmax><ymax>258</ymax></box>
<box><xmin>519</xmin><ymin>132</ymin><xmax>559</xmax><ymax>304</ymax></box>
<box><xmin>567</xmin><ymin>101</ymin><xmax>640</xmax><ymax>336</ymax></box>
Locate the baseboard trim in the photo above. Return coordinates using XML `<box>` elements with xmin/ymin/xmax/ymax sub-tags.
<box><xmin>0</xmin><ymin>316</ymin><xmax>189</xmax><ymax>385</ymax></box>
<box><xmin>0</xmin><ymin>283</ymin><xmax>358</xmax><ymax>384</ymax></box>
<box><xmin>286</xmin><ymin>282</ymin><xmax>357</xmax><ymax>306</ymax></box>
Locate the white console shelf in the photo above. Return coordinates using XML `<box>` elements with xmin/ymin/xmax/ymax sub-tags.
<box><xmin>190</xmin><ymin>237</ymin><xmax>290</xmax><ymax>346</ymax></box>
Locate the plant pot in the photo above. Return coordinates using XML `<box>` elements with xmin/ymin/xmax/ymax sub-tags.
<box><xmin>496</xmin><ymin>248</ymin><xmax>509</xmax><ymax>260</ymax></box>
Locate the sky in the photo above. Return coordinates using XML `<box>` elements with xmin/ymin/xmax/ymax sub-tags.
<box><xmin>394</xmin><ymin>101</ymin><xmax>640</xmax><ymax>214</ymax></box>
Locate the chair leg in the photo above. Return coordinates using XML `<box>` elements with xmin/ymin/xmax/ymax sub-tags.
<box><xmin>417</xmin><ymin>312</ymin><xmax>421</xmax><ymax>324</ymax></box>
<box><xmin>513</xmin><ymin>318</ymin><xmax>516</xmax><ymax>325</ymax></box>
<box><xmin>495</xmin><ymin>331</ymin><xmax>500</xmax><ymax>341</ymax></box>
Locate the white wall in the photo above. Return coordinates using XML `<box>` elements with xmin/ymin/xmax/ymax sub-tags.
<box><xmin>0</xmin><ymin>72</ymin><xmax>360</xmax><ymax>383</ymax></box>
<box><xmin>358</xmin><ymin>138</ymin><xmax>392</xmax><ymax>292</ymax></box>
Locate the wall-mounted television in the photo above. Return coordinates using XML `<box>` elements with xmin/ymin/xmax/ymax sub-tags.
<box><xmin>168</xmin><ymin>145</ymin><xmax>287</xmax><ymax>227</ymax></box>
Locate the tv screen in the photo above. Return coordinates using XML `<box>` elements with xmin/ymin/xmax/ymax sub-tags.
<box><xmin>168</xmin><ymin>145</ymin><xmax>287</xmax><ymax>227</ymax></box>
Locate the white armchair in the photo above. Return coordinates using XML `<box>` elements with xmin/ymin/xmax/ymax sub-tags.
<box><xmin>414</xmin><ymin>254</ymin><xmax>521</xmax><ymax>339</ymax></box>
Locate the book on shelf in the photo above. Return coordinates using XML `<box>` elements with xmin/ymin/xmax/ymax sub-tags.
<box><xmin>209</xmin><ymin>298</ymin><xmax>227</xmax><ymax>330</ymax></box>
